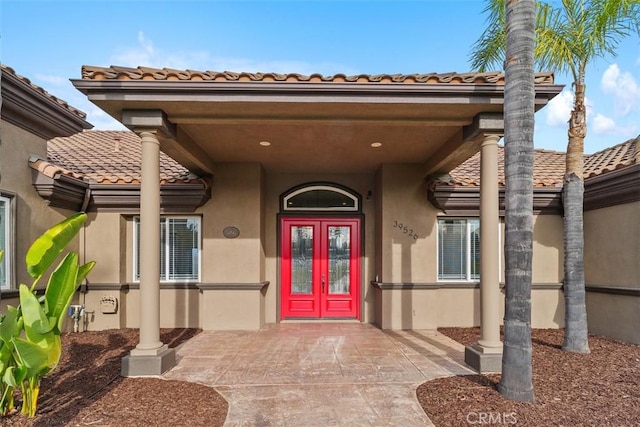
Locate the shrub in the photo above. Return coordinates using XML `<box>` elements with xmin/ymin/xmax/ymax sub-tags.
<box><xmin>0</xmin><ymin>213</ymin><xmax>95</xmax><ymax>417</ymax></box>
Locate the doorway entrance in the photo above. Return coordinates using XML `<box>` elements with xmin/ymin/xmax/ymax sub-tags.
<box><xmin>280</xmin><ymin>217</ymin><xmax>361</xmax><ymax>319</ymax></box>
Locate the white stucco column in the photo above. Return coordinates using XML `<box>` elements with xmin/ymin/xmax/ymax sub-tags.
<box><xmin>477</xmin><ymin>134</ymin><xmax>502</xmax><ymax>352</ymax></box>
<box><xmin>130</xmin><ymin>130</ymin><xmax>166</xmax><ymax>355</ymax></box>
<box><xmin>465</xmin><ymin>132</ymin><xmax>503</xmax><ymax>372</ymax></box>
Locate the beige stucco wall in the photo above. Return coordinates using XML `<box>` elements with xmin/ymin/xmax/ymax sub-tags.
<box><xmin>200</xmin><ymin>163</ymin><xmax>264</xmax><ymax>283</ymax></box>
<box><xmin>531</xmin><ymin>214</ymin><xmax>564</xmax><ymax>283</ymax></box>
<box><xmin>74</xmin><ymin>160</ymin><xmax>566</xmax><ymax>332</ymax></box>
<box><xmin>372</xmin><ymin>163</ymin><xmax>564</xmax><ymax>330</ymax></box>
<box><xmin>375</xmin><ymin>287</ymin><xmax>563</xmax><ymax>330</ymax></box>
<box><xmin>586</xmin><ymin>292</ymin><xmax>639</xmax><ymax>344</ymax></box>
<box><xmin>378</xmin><ymin>164</ymin><xmax>437</xmax><ymax>283</ymax></box>
<box><xmin>585</xmin><ymin>202</ymin><xmax>639</xmax><ymax>287</ymax></box>
<box><xmin>376</xmin><ymin>165</ymin><xmax>564</xmax><ymax>285</ymax></box>
<box><xmin>83</xmin><ymin>212</ymin><xmax>126</xmax><ymax>283</ymax></box>
<box><xmin>0</xmin><ymin>121</ymin><xmax>76</xmax><ymax>291</ymax></box>
<box><xmin>80</xmin><ymin>162</ymin><xmax>266</xmax><ymax>330</ymax></box>
<box><xmin>584</xmin><ymin>202</ymin><xmax>640</xmax><ymax>344</ymax></box>
<box><xmin>200</xmin><ymin>287</ymin><xmax>265</xmax><ymax>330</ymax></box>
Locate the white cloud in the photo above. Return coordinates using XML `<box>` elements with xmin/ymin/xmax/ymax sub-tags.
<box><xmin>138</xmin><ymin>31</ymin><xmax>155</xmax><ymax>58</ymax></box>
<box><xmin>544</xmin><ymin>89</ymin><xmax>593</xmax><ymax>127</ymax></box>
<box><xmin>545</xmin><ymin>89</ymin><xmax>573</xmax><ymax>126</ymax></box>
<box><xmin>591</xmin><ymin>113</ymin><xmax>616</xmax><ymax>134</ymax></box>
<box><xmin>601</xmin><ymin>64</ymin><xmax>640</xmax><ymax>115</ymax></box>
<box><xmin>110</xmin><ymin>31</ymin><xmax>357</xmax><ymax>75</ymax></box>
<box><xmin>591</xmin><ymin>113</ymin><xmax>638</xmax><ymax>136</ymax></box>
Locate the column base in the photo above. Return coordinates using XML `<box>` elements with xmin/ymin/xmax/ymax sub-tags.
<box><xmin>465</xmin><ymin>344</ymin><xmax>502</xmax><ymax>373</ymax></box>
<box><xmin>121</xmin><ymin>347</ymin><xmax>176</xmax><ymax>377</ymax></box>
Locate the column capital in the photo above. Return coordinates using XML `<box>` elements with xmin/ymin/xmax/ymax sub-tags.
<box><xmin>463</xmin><ymin>113</ymin><xmax>504</xmax><ymax>142</ymax></box>
<box><xmin>481</xmin><ymin>133</ymin><xmax>502</xmax><ymax>146</ymax></box>
<box><xmin>122</xmin><ymin>109</ymin><xmax>176</xmax><ymax>139</ymax></box>
<box><xmin>138</xmin><ymin>130</ymin><xmax>161</xmax><ymax>146</ymax></box>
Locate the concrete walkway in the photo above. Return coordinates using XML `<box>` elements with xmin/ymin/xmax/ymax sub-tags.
<box><xmin>163</xmin><ymin>323</ymin><xmax>474</xmax><ymax>426</ymax></box>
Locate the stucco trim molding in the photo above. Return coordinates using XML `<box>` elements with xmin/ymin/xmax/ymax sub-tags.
<box><xmin>1</xmin><ymin>66</ymin><xmax>91</xmax><ymax>139</ymax></box>
<box><xmin>197</xmin><ymin>282</ymin><xmax>270</xmax><ymax>291</ymax></box>
<box><xmin>89</xmin><ymin>183</ymin><xmax>211</xmax><ymax>212</ymax></box>
<box><xmin>81</xmin><ymin>283</ymin><xmax>201</xmax><ymax>291</ymax></box>
<box><xmin>30</xmin><ymin>168</ymin><xmax>89</xmax><ymax>210</ymax></box>
<box><xmin>584</xmin><ymin>164</ymin><xmax>640</xmax><ymax>211</ymax></box>
<box><xmin>126</xmin><ymin>283</ymin><xmax>200</xmax><ymax>290</ymax></box>
<box><xmin>427</xmin><ymin>186</ymin><xmax>563</xmax><ymax>215</ymax></box>
<box><xmin>81</xmin><ymin>283</ymin><xmax>130</xmax><ymax>292</ymax></box>
<box><xmin>30</xmin><ymin>173</ymin><xmax>210</xmax><ymax>212</ymax></box>
<box><xmin>586</xmin><ymin>284</ymin><xmax>640</xmax><ymax>297</ymax></box>
<box><xmin>372</xmin><ymin>282</ymin><xmax>477</xmax><ymax>290</ymax></box>
<box><xmin>0</xmin><ymin>290</ymin><xmax>20</xmax><ymax>298</ymax></box>
<box><xmin>372</xmin><ymin>282</ymin><xmax>563</xmax><ymax>290</ymax></box>
<box><xmin>528</xmin><ymin>283</ymin><xmax>564</xmax><ymax>290</ymax></box>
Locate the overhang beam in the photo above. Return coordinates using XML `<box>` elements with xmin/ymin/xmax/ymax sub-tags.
<box><xmin>122</xmin><ymin>109</ymin><xmax>216</xmax><ymax>176</ymax></box>
<box><xmin>422</xmin><ymin>113</ymin><xmax>504</xmax><ymax>177</ymax></box>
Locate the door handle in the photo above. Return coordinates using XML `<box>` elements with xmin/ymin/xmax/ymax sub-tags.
<box><xmin>322</xmin><ymin>275</ymin><xmax>326</xmax><ymax>294</ymax></box>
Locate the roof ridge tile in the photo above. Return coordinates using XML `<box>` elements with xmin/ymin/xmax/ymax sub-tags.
<box><xmin>81</xmin><ymin>65</ymin><xmax>556</xmax><ymax>85</ymax></box>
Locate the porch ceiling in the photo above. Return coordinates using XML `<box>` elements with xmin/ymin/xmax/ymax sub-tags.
<box><xmin>72</xmin><ymin>67</ymin><xmax>563</xmax><ymax>176</ymax></box>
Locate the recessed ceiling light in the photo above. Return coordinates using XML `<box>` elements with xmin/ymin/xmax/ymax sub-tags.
<box><xmin>371</xmin><ymin>142</ymin><xmax>382</xmax><ymax>148</ymax></box>
<box><xmin>259</xmin><ymin>141</ymin><xmax>271</xmax><ymax>147</ymax></box>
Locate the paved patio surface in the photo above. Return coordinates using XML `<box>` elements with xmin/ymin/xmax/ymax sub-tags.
<box><xmin>163</xmin><ymin>323</ymin><xmax>474</xmax><ymax>426</ymax></box>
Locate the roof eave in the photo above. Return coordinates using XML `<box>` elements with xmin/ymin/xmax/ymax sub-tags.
<box><xmin>427</xmin><ymin>184</ymin><xmax>563</xmax><ymax>215</ymax></box>
<box><xmin>584</xmin><ymin>164</ymin><xmax>640</xmax><ymax>211</ymax></box>
<box><xmin>71</xmin><ymin>79</ymin><xmax>564</xmax><ymax>108</ymax></box>
<box><xmin>2</xmin><ymin>70</ymin><xmax>92</xmax><ymax>139</ymax></box>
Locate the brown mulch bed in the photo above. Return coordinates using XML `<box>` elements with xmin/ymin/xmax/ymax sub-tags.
<box><xmin>3</xmin><ymin>329</ymin><xmax>228</xmax><ymax>426</ymax></box>
<box><xmin>417</xmin><ymin>328</ymin><xmax>640</xmax><ymax>426</ymax></box>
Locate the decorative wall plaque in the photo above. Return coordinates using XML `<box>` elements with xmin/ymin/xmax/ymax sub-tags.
<box><xmin>223</xmin><ymin>226</ymin><xmax>240</xmax><ymax>239</ymax></box>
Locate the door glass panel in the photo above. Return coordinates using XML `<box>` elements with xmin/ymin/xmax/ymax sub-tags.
<box><xmin>328</xmin><ymin>226</ymin><xmax>350</xmax><ymax>294</ymax></box>
<box><xmin>291</xmin><ymin>226</ymin><xmax>313</xmax><ymax>294</ymax></box>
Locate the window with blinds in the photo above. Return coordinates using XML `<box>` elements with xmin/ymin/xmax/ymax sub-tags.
<box><xmin>134</xmin><ymin>216</ymin><xmax>201</xmax><ymax>282</ymax></box>
<box><xmin>438</xmin><ymin>218</ymin><xmax>480</xmax><ymax>281</ymax></box>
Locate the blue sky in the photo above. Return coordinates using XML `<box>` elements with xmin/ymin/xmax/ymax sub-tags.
<box><xmin>2</xmin><ymin>0</ymin><xmax>638</xmax><ymax>154</ymax></box>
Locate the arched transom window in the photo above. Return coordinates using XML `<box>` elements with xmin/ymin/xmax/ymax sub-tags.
<box><xmin>282</xmin><ymin>184</ymin><xmax>360</xmax><ymax>212</ymax></box>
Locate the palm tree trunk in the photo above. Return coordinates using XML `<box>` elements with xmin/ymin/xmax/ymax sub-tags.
<box><xmin>562</xmin><ymin>81</ymin><xmax>590</xmax><ymax>353</ymax></box>
<box><xmin>498</xmin><ymin>0</ymin><xmax>535</xmax><ymax>402</ymax></box>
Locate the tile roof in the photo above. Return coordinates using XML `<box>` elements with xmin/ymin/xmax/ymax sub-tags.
<box><xmin>29</xmin><ymin>157</ymin><xmax>85</xmax><ymax>182</ymax></box>
<box><xmin>43</xmin><ymin>130</ymin><xmax>198</xmax><ymax>184</ymax></box>
<box><xmin>441</xmin><ymin>135</ymin><xmax>639</xmax><ymax>187</ymax></box>
<box><xmin>584</xmin><ymin>136</ymin><xmax>639</xmax><ymax>178</ymax></box>
<box><xmin>81</xmin><ymin>65</ymin><xmax>556</xmax><ymax>85</ymax></box>
<box><xmin>443</xmin><ymin>147</ymin><xmax>567</xmax><ymax>187</ymax></box>
<box><xmin>1</xmin><ymin>64</ymin><xmax>87</xmax><ymax>119</ymax></box>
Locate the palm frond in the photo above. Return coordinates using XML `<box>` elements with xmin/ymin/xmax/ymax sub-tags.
<box><xmin>534</xmin><ymin>2</ymin><xmax>578</xmax><ymax>78</ymax></box>
<box><xmin>470</xmin><ymin>0</ymin><xmax>640</xmax><ymax>78</ymax></box>
<box><xmin>586</xmin><ymin>0</ymin><xmax>640</xmax><ymax>60</ymax></box>
<box><xmin>469</xmin><ymin>0</ymin><xmax>506</xmax><ymax>71</ymax></box>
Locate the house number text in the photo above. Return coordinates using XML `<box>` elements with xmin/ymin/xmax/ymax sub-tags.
<box><xmin>393</xmin><ymin>220</ymin><xmax>418</xmax><ymax>240</ymax></box>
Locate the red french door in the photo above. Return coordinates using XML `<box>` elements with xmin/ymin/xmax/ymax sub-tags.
<box><xmin>281</xmin><ymin>218</ymin><xmax>360</xmax><ymax>319</ymax></box>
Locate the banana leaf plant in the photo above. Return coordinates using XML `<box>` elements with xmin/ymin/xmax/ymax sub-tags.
<box><xmin>0</xmin><ymin>213</ymin><xmax>95</xmax><ymax>417</ymax></box>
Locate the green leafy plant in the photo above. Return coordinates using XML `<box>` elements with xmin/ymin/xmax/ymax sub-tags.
<box><xmin>0</xmin><ymin>213</ymin><xmax>95</xmax><ymax>417</ymax></box>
